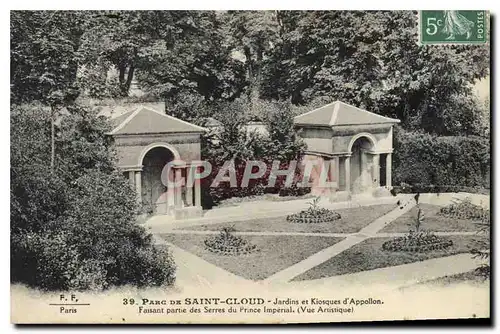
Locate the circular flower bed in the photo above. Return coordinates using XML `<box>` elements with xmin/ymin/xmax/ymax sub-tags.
<box><xmin>204</xmin><ymin>228</ymin><xmax>259</xmax><ymax>256</ymax></box>
<box><xmin>286</xmin><ymin>208</ymin><xmax>341</xmax><ymax>223</ymax></box>
<box><xmin>382</xmin><ymin>232</ymin><xmax>453</xmax><ymax>252</ymax></box>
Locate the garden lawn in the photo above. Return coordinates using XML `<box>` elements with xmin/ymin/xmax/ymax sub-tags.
<box><xmin>293</xmin><ymin>235</ymin><xmax>489</xmax><ymax>281</ymax></box>
<box><xmin>161</xmin><ymin>233</ymin><xmax>343</xmax><ymax>280</ymax></box>
<box><xmin>400</xmin><ymin>269</ymin><xmax>489</xmax><ymax>290</ymax></box>
<box><xmin>178</xmin><ymin>204</ymin><xmax>396</xmax><ymax>234</ymax></box>
<box><xmin>380</xmin><ymin>204</ymin><xmax>482</xmax><ymax>233</ymax></box>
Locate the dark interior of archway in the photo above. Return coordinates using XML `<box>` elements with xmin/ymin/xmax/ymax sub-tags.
<box><xmin>350</xmin><ymin>137</ymin><xmax>374</xmax><ymax>193</ymax></box>
<box><xmin>141</xmin><ymin>147</ymin><xmax>175</xmax><ymax>212</ymax></box>
<box><xmin>380</xmin><ymin>154</ymin><xmax>387</xmax><ymax>186</ymax></box>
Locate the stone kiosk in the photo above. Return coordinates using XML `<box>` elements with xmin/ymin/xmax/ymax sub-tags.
<box><xmin>107</xmin><ymin>105</ymin><xmax>206</xmax><ymax>219</ymax></box>
<box><xmin>103</xmin><ymin>100</ymin><xmax>399</xmax><ymax>219</ymax></box>
<box><xmin>294</xmin><ymin>101</ymin><xmax>400</xmax><ymax>200</ymax></box>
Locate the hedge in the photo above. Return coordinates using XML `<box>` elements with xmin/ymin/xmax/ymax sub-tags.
<box><xmin>201</xmin><ymin>159</ymin><xmax>311</xmax><ymax>208</ymax></box>
<box><xmin>393</xmin><ymin>130</ymin><xmax>490</xmax><ymax>193</ymax></box>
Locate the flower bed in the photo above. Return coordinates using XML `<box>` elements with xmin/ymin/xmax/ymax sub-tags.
<box><xmin>286</xmin><ymin>196</ymin><xmax>342</xmax><ymax>223</ymax></box>
<box><xmin>286</xmin><ymin>208</ymin><xmax>341</xmax><ymax>223</ymax></box>
<box><xmin>439</xmin><ymin>198</ymin><xmax>489</xmax><ymax>222</ymax></box>
<box><xmin>382</xmin><ymin>231</ymin><xmax>453</xmax><ymax>252</ymax></box>
<box><xmin>204</xmin><ymin>227</ymin><xmax>258</xmax><ymax>256</ymax></box>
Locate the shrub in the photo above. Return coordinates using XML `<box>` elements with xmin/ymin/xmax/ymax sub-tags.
<box><xmin>61</xmin><ymin>170</ymin><xmax>176</xmax><ymax>288</ymax></box>
<box><xmin>393</xmin><ymin>128</ymin><xmax>490</xmax><ymax>193</ymax></box>
<box><xmin>11</xmin><ymin>230</ymin><xmax>108</xmax><ymax>291</ymax></box>
<box><xmin>200</xmin><ymin>98</ymin><xmax>307</xmax><ymax>206</ymax></box>
<box><xmin>261</xmin><ymin>100</ymin><xmax>306</xmax><ymax>162</ymax></box>
<box><xmin>439</xmin><ymin>198</ymin><xmax>490</xmax><ymax>223</ymax></box>
<box><xmin>11</xmin><ymin>104</ymin><xmax>176</xmax><ymax>291</ymax></box>
<box><xmin>203</xmin><ymin>159</ymin><xmax>311</xmax><ymax>207</ymax></box>
<box><xmin>467</xmin><ymin>202</ymin><xmax>490</xmax><ymax>278</ymax></box>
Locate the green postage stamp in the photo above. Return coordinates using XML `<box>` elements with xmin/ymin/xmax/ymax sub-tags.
<box><xmin>420</xmin><ymin>10</ymin><xmax>488</xmax><ymax>44</ymax></box>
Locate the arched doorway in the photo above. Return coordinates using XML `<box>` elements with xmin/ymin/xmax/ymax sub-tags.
<box><xmin>350</xmin><ymin>136</ymin><xmax>375</xmax><ymax>194</ymax></box>
<box><xmin>141</xmin><ymin>147</ymin><xmax>175</xmax><ymax>214</ymax></box>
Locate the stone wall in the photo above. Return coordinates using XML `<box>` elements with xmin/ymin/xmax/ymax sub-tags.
<box><xmin>113</xmin><ymin>133</ymin><xmax>202</xmax><ymax>168</ymax></box>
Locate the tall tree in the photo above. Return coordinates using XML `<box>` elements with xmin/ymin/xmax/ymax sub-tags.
<box><xmin>78</xmin><ymin>11</ymin><xmax>153</xmax><ymax>97</ymax></box>
<box><xmin>136</xmin><ymin>11</ymin><xmax>247</xmax><ymax>117</ymax></box>
<box><xmin>222</xmin><ymin>11</ymin><xmax>279</xmax><ymax>102</ymax></box>
<box><xmin>261</xmin><ymin>10</ymin><xmax>489</xmax><ymax>135</ymax></box>
<box><xmin>11</xmin><ymin>11</ymin><xmax>83</xmax><ymax>169</ymax></box>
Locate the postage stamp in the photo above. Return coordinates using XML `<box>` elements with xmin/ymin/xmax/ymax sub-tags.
<box><xmin>420</xmin><ymin>10</ymin><xmax>488</xmax><ymax>44</ymax></box>
<box><xmin>10</xmin><ymin>10</ymin><xmax>490</xmax><ymax>325</ymax></box>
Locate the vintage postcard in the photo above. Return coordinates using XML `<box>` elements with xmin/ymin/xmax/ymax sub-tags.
<box><xmin>10</xmin><ymin>10</ymin><xmax>490</xmax><ymax>324</ymax></box>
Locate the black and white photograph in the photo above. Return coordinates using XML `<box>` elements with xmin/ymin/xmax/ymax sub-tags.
<box><xmin>9</xmin><ymin>9</ymin><xmax>491</xmax><ymax>324</ymax></box>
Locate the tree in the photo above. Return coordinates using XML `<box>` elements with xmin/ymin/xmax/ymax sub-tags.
<box><xmin>11</xmin><ymin>11</ymin><xmax>83</xmax><ymax>169</ymax></box>
<box><xmin>136</xmin><ymin>11</ymin><xmax>247</xmax><ymax>115</ymax></box>
<box><xmin>202</xmin><ymin>98</ymin><xmax>255</xmax><ymax>164</ymax></box>
<box><xmin>78</xmin><ymin>11</ymin><xmax>154</xmax><ymax>97</ymax></box>
<box><xmin>261</xmin><ymin>10</ymin><xmax>489</xmax><ymax>135</ymax></box>
<box><xmin>222</xmin><ymin>11</ymin><xmax>279</xmax><ymax>102</ymax></box>
<box><xmin>261</xmin><ymin>100</ymin><xmax>305</xmax><ymax>161</ymax></box>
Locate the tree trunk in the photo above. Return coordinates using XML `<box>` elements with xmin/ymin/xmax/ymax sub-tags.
<box><xmin>253</xmin><ymin>46</ymin><xmax>264</xmax><ymax>99</ymax></box>
<box><xmin>275</xmin><ymin>10</ymin><xmax>284</xmax><ymax>37</ymax></box>
<box><xmin>244</xmin><ymin>46</ymin><xmax>254</xmax><ymax>81</ymax></box>
<box><xmin>118</xmin><ymin>65</ymin><xmax>126</xmax><ymax>85</ymax></box>
<box><xmin>119</xmin><ymin>49</ymin><xmax>137</xmax><ymax>97</ymax></box>
<box><xmin>124</xmin><ymin>64</ymin><xmax>135</xmax><ymax>95</ymax></box>
<box><xmin>50</xmin><ymin>106</ymin><xmax>56</xmax><ymax>172</ymax></box>
<box><xmin>118</xmin><ymin>64</ymin><xmax>127</xmax><ymax>97</ymax></box>
<box><xmin>244</xmin><ymin>46</ymin><xmax>256</xmax><ymax>104</ymax></box>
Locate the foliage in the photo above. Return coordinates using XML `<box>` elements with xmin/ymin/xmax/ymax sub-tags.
<box><xmin>393</xmin><ymin>128</ymin><xmax>490</xmax><ymax>192</ymax></box>
<box><xmin>135</xmin><ymin>11</ymin><xmax>247</xmax><ymax>102</ymax></box>
<box><xmin>11</xmin><ymin>104</ymin><xmax>176</xmax><ymax>290</ymax></box>
<box><xmin>198</xmin><ymin>97</ymin><xmax>307</xmax><ymax>206</ymax></box>
<box><xmin>308</xmin><ymin>196</ymin><xmax>321</xmax><ymax>211</ymax></box>
<box><xmin>261</xmin><ymin>11</ymin><xmax>489</xmax><ymax>136</ymax></box>
<box><xmin>202</xmin><ymin>98</ymin><xmax>258</xmax><ymax>163</ymax></box>
<box><xmin>222</xmin><ymin>11</ymin><xmax>279</xmax><ymax>101</ymax></box>
<box><xmin>262</xmin><ymin>100</ymin><xmax>306</xmax><ymax>161</ymax></box>
<box><xmin>381</xmin><ymin>231</ymin><xmax>453</xmax><ymax>252</ymax></box>
<box><xmin>12</xmin><ymin>10</ymin><xmax>489</xmax><ymax>138</ymax></box>
<box><xmin>11</xmin><ymin>11</ymin><xmax>83</xmax><ymax>106</ymax></box>
<box><xmin>439</xmin><ymin>198</ymin><xmax>490</xmax><ymax>223</ymax></box>
<box><xmin>202</xmin><ymin>98</ymin><xmax>305</xmax><ymax>162</ymax></box>
<box><xmin>204</xmin><ymin>227</ymin><xmax>258</xmax><ymax>255</ymax></box>
<box><xmin>163</xmin><ymin>91</ymin><xmax>214</xmax><ymax>124</ymax></box>
<box><xmin>78</xmin><ymin>11</ymin><xmax>150</xmax><ymax>97</ymax></box>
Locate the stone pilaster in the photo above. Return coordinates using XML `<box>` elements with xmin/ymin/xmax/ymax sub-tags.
<box><xmin>195</xmin><ymin>166</ymin><xmax>202</xmax><ymax>207</ymax></box>
<box><xmin>344</xmin><ymin>156</ymin><xmax>351</xmax><ymax>193</ymax></box>
<box><xmin>128</xmin><ymin>171</ymin><xmax>135</xmax><ymax>187</ymax></box>
<box><xmin>174</xmin><ymin>168</ymin><xmax>182</xmax><ymax>209</ymax></box>
<box><xmin>386</xmin><ymin>153</ymin><xmax>392</xmax><ymax>188</ymax></box>
<box><xmin>372</xmin><ymin>154</ymin><xmax>380</xmax><ymax>187</ymax></box>
<box><xmin>135</xmin><ymin>171</ymin><xmax>142</xmax><ymax>204</ymax></box>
